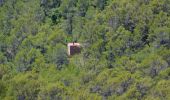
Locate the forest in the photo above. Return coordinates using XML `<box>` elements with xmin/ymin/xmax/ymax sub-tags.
<box><xmin>0</xmin><ymin>0</ymin><xmax>170</xmax><ymax>100</ymax></box>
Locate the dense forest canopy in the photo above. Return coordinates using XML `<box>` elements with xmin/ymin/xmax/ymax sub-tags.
<box><xmin>0</xmin><ymin>0</ymin><xmax>170</xmax><ymax>99</ymax></box>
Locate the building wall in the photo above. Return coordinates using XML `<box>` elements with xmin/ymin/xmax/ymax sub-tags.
<box><xmin>69</xmin><ymin>46</ymin><xmax>81</xmax><ymax>55</ymax></box>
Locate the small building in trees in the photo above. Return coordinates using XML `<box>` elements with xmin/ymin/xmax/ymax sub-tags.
<box><xmin>67</xmin><ymin>43</ymin><xmax>81</xmax><ymax>56</ymax></box>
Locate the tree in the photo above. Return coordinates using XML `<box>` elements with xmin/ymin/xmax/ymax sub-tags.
<box><xmin>46</xmin><ymin>44</ymin><xmax>68</xmax><ymax>70</ymax></box>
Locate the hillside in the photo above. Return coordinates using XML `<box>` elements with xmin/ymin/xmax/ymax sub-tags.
<box><xmin>0</xmin><ymin>0</ymin><xmax>170</xmax><ymax>100</ymax></box>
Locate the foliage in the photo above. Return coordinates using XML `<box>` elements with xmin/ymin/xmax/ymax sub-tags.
<box><xmin>0</xmin><ymin>0</ymin><xmax>170</xmax><ymax>99</ymax></box>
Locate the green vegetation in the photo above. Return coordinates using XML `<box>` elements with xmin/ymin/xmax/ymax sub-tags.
<box><xmin>0</xmin><ymin>0</ymin><xmax>170</xmax><ymax>99</ymax></box>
